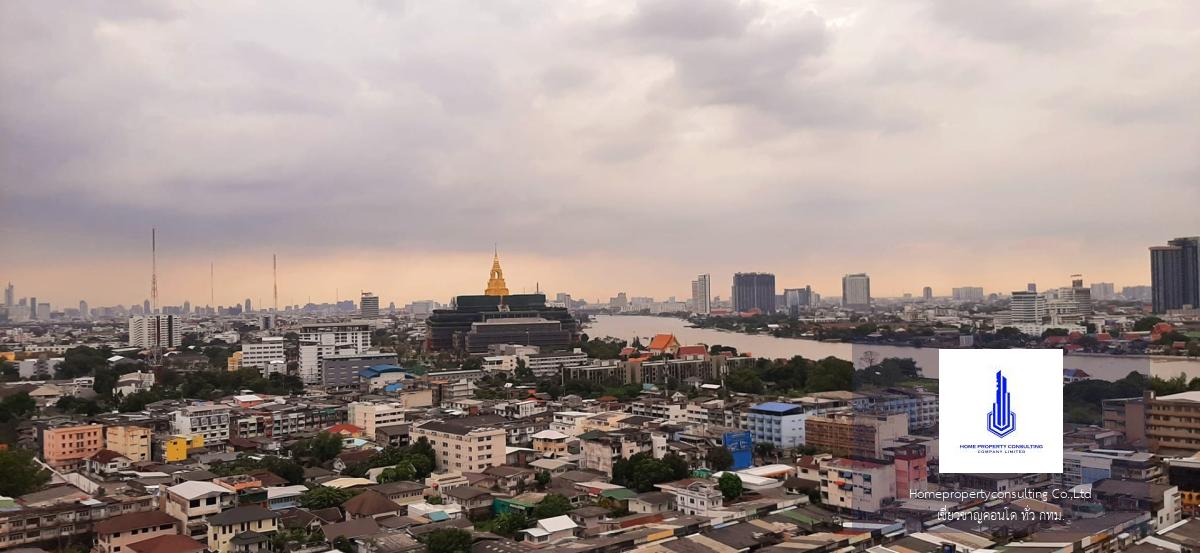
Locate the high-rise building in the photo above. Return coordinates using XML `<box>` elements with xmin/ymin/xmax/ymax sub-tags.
<box><xmin>244</xmin><ymin>298</ymin><xmax>252</xmax><ymax>313</ymax></box>
<box><xmin>1121</xmin><ymin>285</ymin><xmax>1152</xmax><ymax>302</ymax></box>
<box><xmin>732</xmin><ymin>273</ymin><xmax>775</xmax><ymax>314</ymax></box>
<box><xmin>298</xmin><ymin>321</ymin><xmax>373</xmax><ymax>384</ymax></box>
<box><xmin>1028</xmin><ymin>283</ymin><xmax>1037</xmax><ymax>293</ymax></box>
<box><xmin>128</xmin><ymin>315</ymin><xmax>181</xmax><ymax>348</ymax></box>
<box><xmin>78</xmin><ymin>300</ymin><xmax>88</xmax><ymax>320</ymax></box>
<box><xmin>691</xmin><ymin>274</ymin><xmax>711</xmax><ymax>315</ymax></box>
<box><xmin>1010</xmin><ymin>291</ymin><xmax>1046</xmax><ymax>324</ymax></box>
<box><xmin>29</xmin><ymin>296</ymin><xmax>38</xmax><ymax>319</ymax></box>
<box><xmin>1091</xmin><ymin>282</ymin><xmax>1116</xmax><ymax>302</ymax></box>
<box><xmin>951</xmin><ymin>287</ymin><xmax>985</xmax><ymax>302</ymax></box>
<box><xmin>183</xmin><ymin>300</ymin><xmax>191</xmax><ymax>314</ymax></box>
<box><xmin>841</xmin><ymin>274</ymin><xmax>871</xmax><ymax>309</ymax></box>
<box><xmin>783</xmin><ymin>286</ymin><xmax>813</xmax><ymax>316</ymax></box>
<box><xmin>360</xmin><ymin>292</ymin><xmax>380</xmax><ymax>318</ymax></box>
<box><xmin>1151</xmin><ymin>237</ymin><xmax>1200</xmax><ymax>313</ymax></box>
<box><xmin>143</xmin><ymin>299</ymin><xmax>151</xmax><ymax>315</ymax></box>
<box><xmin>3</xmin><ymin>283</ymin><xmax>12</xmax><ymax>307</ymax></box>
<box><xmin>922</xmin><ymin>286</ymin><xmax>933</xmax><ymax>300</ymax></box>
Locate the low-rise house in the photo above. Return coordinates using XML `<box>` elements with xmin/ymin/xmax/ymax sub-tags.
<box><xmin>342</xmin><ymin>490</ymin><xmax>403</xmax><ymax>520</ymax></box>
<box><xmin>127</xmin><ymin>534</ymin><xmax>208</xmax><ymax>553</ymax></box>
<box><xmin>163</xmin><ymin>481</ymin><xmax>237</xmax><ymax>538</ymax></box>
<box><xmin>206</xmin><ymin>505</ymin><xmax>279</xmax><ymax>553</ymax></box>
<box><xmin>628</xmin><ymin>491</ymin><xmax>675</xmax><ymax>514</ymax></box>
<box><xmin>520</xmin><ymin>514</ymin><xmax>579</xmax><ymax>545</ymax></box>
<box><xmin>94</xmin><ymin>511</ymin><xmax>180</xmax><ymax>553</ymax></box>
<box><xmin>655</xmin><ymin>479</ymin><xmax>723</xmax><ymax>517</ymax></box>
<box><xmin>483</xmin><ymin>465</ymin><xmax>536</xmax><ymax>493</ymax></box>
<box><xmin>87</xmin><ymin>449</ymin><xmax>134</xmax><ymax>475</ymax></box>
<box><xmin>370</xmin><ymin>481</ymin><xmax>426</xmax><ymax>506</ymax></box>
<box><xmin>266</xmin><ymin>485</ymin><xmax>308</xmax><ymax>511</ymax></box>
<box><xmin>444</xmin><ymin>486</ymin><xmax>493</xmax><ymax>519</ymax></box>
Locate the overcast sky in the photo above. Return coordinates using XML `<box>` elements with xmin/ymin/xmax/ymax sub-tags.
<box><xmin>2</xmin><ymin>0</ymin><xmax>1197</xmax><ymax>308</ymax></box>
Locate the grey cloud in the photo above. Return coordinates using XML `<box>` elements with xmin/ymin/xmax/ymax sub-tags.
<box><xmin>928</xmin><ymin>0</ymin><xmax>1097</xmax><ymax>49</ymax></box>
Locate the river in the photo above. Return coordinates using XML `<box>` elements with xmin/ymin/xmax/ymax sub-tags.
<box><xmin>583</xmin><ymin>315</ymin><xmax>1200</xmax><ymax>382</ymax></box>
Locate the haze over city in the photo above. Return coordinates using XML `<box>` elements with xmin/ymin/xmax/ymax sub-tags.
<box><xmin>2</xmin><ymin>1</ymin><xmax>1197</xmax><ymax>307</ymax></box>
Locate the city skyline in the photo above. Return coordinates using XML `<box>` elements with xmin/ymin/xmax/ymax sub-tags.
<box><xmin>2</xmin><ymin>1</ymin><xmax>1197</xmax><ymax>306</ymax></box>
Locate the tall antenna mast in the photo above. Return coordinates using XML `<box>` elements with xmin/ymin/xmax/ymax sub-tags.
<box><xmin>210</xmin><ymin>262</ymin><xmax>215</xmax><ymax>309</ymax></box>
<box><xmin>151</xmin><ymin>228</ymin><xmax>161</xmax><ymax>366</ymax></box>
<box><xmin>273</xmin><ymin>254</ymin><xmax>278</xmax><ymax>313</ymax></box>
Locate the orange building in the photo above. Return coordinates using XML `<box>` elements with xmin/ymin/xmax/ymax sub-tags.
<box><xmin>41</xmin><ymin>424</ymin><xmax>104</xmax><ymax>471</ymax></box>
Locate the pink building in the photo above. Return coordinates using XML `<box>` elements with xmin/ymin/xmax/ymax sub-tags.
<box><xmin>891</xmin><ymin>444</ymin><xmax>928</xmax><ymax>498</ymax></box>
<box><xmin>41</xmin><ymin>424</ymin><xmax>104</xmax><ymax>471</ymax></box>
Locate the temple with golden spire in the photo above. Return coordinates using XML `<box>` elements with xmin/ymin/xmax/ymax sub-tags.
<box><xmin>484</xmin><ymin>249</ymin><xmax>510</xmax><ymax>296</ymax></box>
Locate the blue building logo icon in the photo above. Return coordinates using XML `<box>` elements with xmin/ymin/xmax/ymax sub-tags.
<box><xmin>986</xmin><ymin>370</ymin><xmax>1016</xmax><ymax>438</ymax></box>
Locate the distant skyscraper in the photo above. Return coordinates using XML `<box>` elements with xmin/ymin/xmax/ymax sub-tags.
<box><xmin>841</xmin><ymin>274</ymin><xmax>871</xmax><ymax>309</ymax></box>
<box><xmin>79</xmin><ymin>300</ymin><xmax>89</xmax><ymax>319</ymax></box>
<box><xmin>1150</xmin><ymin>237</ymin><xmax>1200</xmax><ymax>313</ymax></box>
<box><xmin>1090</xmin><ymin>282</ymin><xmax>1115</xmax><ymax>302</ymax></box>
<box><xmin>732</xmin><ymin>273</ymin><xmax>775</xmax><ymax>313</ymax></box>
<box><xmin>128</xmin><ymin>314</ymin><xmax>181</xmax><ymax>348</ymax></box>
<box><xmin>922</xmin><ymin>286</ymin><xmax>932</xmax><ymax>300</ymax></box>
<box><xmin>784</xmin><ymin>286</ymin><xmax>813</xmax><ymax>315</ymax></box>
<box><xmin>1027</xmin><ymin>283</ymin><xmax>1037</xmax><ymax>293</ymax></box>
<box><xmin>952</xmin><ymin>287</ymin><xmax>985</xmax><ymax>302</ymax></box>
<box><xmin>183</xmin><ymin>300</ymin><xmax>191</xmax><ymax>314</ymax></box>
<box><xmin>1071</xmin><ymin>274</ymin><xmax>1084</xmax><ymax>289</ymax></box>
<box><xmin>1121</xmin><ymin>285</ymin><xmax>1152</xmax><ymax>302</ymax></box>
<box><xmin>360</xmin><ymin>291</ymin><xmax>380</xmax><ymax>318</ymax></box>
<box><xmin>29</xmin><ymin>296</ymin><xmax>38</xmax><ymax>319</ymax></box>
<box><xmin>143</xmin><ymin>299</ymin><xmax>151</xmax><ymax>315</ymax></box>
<box><xmin>1010</xmin><ymin>291</ymin><xmax>1046</xmax><ymax>324</ymax></box>
<box><xmin>244</xmin><ymin>298</ymin><xmax>253</xmax><ymax>313</ymax></box>
<box><xmin>3</xmin><ymin>283</ymin><xmax>12</xmax><ymax>307</ymax></box>
<box><xmin>691</xmin><ymin>274</ymin><xmax>711</xmax><ymax>314</ymax></box>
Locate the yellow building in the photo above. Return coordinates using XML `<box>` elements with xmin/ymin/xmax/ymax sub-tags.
<box><xmin>0</xmin><ymin>352</ymin><xmax>15</xmax><ymax>362</ymax></box>
<box><xmin>161</xmin><ymin>434</ymin><xmax>205</xmax><ymax>462</ymax></box>
<box><xmin>206</xmin><ymin>505</ymin><xmax>278</xmax><ymax>553</ymax></box>
<box><xmin>105</xmin><ymin>425</ymin><xmax>152</xmax><ymax>462</ymax></box>
<box><xmin>227</xmin><ymin>351</ymin><xmax>243</xmax><ymax>372</ymax></box>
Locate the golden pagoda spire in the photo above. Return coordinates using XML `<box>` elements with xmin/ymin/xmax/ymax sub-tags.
<box><xmin>485</xmin><ymin>247</ymin><xmax>509</xmax><ymax>296</ymax></box>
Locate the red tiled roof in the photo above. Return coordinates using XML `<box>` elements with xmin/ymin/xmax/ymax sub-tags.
<box><xmin>326</xmin><ymin>423</ymin><xmax>363</xmax><ymax>435</ymax></box>
<box><xmin>89</xmin><ymin>449</ymin><xmax>129</xmax><ymax>463</ymax></box>
<box><xmin>648</xmin><ymin>334</ymin><xmax>678</xmax><ymax>350</ymax></box>
<box><xmin>95</xmin><ymin>510</ymin><xmax>177</xmax><ymax>535</ymax></box>
<box><xmin>127</xmin><ymin>534</ymin><xmax>207</xmax><ymax>553</ymax></box>
<box><xmin>677</xmin><ymin>345</ymin><xmax>707</xmax><ymax>356</ymax></box>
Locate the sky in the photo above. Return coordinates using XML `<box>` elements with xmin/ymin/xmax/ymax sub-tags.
<box><xmin>1</xmin><ymin>0</ymin><xmax>1197</xmax><ymax>308</ymax></box>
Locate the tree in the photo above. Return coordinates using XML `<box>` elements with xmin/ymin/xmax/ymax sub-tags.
<box><xmin>1134</xmin><ymin>317</ymin><xmax>1164</xmax><ymax>332</ymax></box>
<box><xmin>299</xmin><ymin>486</ymin><xmax>354</xmax><ymax>509</ymax></box>
<box><xmin>0</xmin><ymin>392</ymin><xmax>36</xmax><ymax>422</ymax></box>
<box><xmin>0</xmin><ymin>360</ymin><xmax>19</xmax><ymax>382</ymax></box>
<box><xmin>424</xmin><ymin>528</ymin><xmax>472</xmax><ymax>553</ymax></box>
<box><xmin>491</xmin><ymin>511</ymin><xmax>531</xmax><ymax>537</ymax></box>
<box><xmin>293</xmin><ymin>432</ymin><xmax>343</xmax><ymax>464</ymax></box>
<box><xmin>0</xmin><ymin>448</ymin><xmax>51</xmax><ymax>497</ymax></box>
<box><xmin>718</xmin><ymin>473</ymin><xmax>744</xmax><ymax>501</ymax></box>
<box><xmin>535</xmin><ymin>470</ymin><xmax>551</xmax><ymax>488</ymax></box>
<box><xmin>332</xmin><ymin>537</ymin><xmax>355</xmax><ymax>553</ymax></box>
<box><xmin>725</xmin><ymin>367</ymin><xmax>763</xmax><ymax>394</ymax></box>
<box><xmin>805</xmin><ymin>357</ymin><xmax>853</xmax><ymax>392</ymax></box>
<box><xmin>663</xmin><ymin>453</ymin><xmax>690</xmax><ymax>480</ymax></box>
<box><xmin>56</xmin><ymin>346</ymin><xmax>112</xmax><ymax>379</ymax></box>
<box><xmin>533</xmin><ymin>493</ymin><xmax>573</xmax><ymax>519</ymax></box>
<box><xmin>705</xmin><ymin>447</ymin><xmax>734</xmax><ymax>471</ymax></box>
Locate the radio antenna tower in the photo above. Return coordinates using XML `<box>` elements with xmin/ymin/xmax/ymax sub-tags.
<box><xmin>150</xmin><ymin>228</ymin><xmax>161</xmax><ymax>366</ymax></box>
<box><xmin>273</xmin><ymin>254</ymin><xmax>279</xmax><ymax>313</ymax></box>
<box><xmin>210</xmin><ymin>262</ymin><xmax>215</xmax><ymax>309</ymax></box>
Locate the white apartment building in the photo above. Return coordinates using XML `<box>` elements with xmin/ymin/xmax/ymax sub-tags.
<box><xmin>691</xmin><ymin>274</ymin><xmax>711</xmax><ymax>315</ymax></box>
<box><xmin>656</xmin><ymin>479</ymin><xmax>723</xmax><ymax>516</ymax></box>
<box><xmin>298</xmin><ymin>321</ymin><xmax>372</xmax><ymax>384</ymax></box>
<box><xmin>842</xmin><ymin>274</ymin><xmax>872</xmax><ymax>308</ymax></box>
<box><xmin>172</xmin><ymin>403</ymin><xmax>231</xmax><ymax>446</ymax></box>
<box><xmin>241</xmin><ymin>337</ymin><xmax>287</xmax><ymax>375</ymax></box>
<box><xmin>819</xmin><ymin>458</ymin><xmax>896</xmax><ymax>514</ymax></box>
<box><xmin>128</xmin><ymin>314</ymin><xmax>182</xmax><ymax>348</ymax></box>
<box><xmin>521</xmin><ymin>350</ymin><xmax>589</xmax><ymax>377</ymax></box>
<box><xmin>629</xmin><ymin>399</ymin><xmax>689</xmax><ymax>423</ymax></box>
<box><xmin>348</xmin><ymin>401</ymin><xmax>408</xmax><ymax>436</ymax></box>
<box><xmin>551</xmin><ymin>411</ymin><xmax>596</xmax><ymax>436</ymax></box>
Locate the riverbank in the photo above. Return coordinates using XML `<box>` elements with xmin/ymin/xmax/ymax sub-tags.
<box><xmin>585</xmin><ymin>315</ymin><xmax>1200</xmax><ymax>382</ymax></box>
